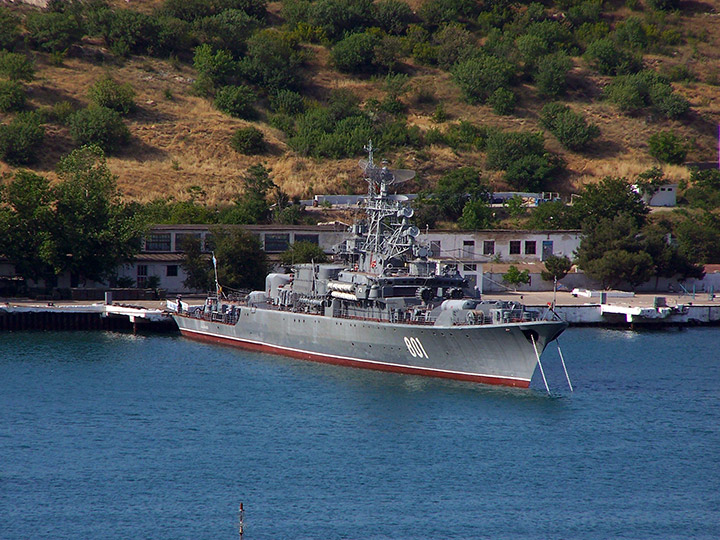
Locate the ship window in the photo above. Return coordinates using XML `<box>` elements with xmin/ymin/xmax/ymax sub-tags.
<box><xmin>509</xmin><ymin>241</ymin><xmax>521</xmax><ymax>255</ymax></box>
<box><xmin>145</xmin><ymin>233</ymin><xmax>171</xmax><ymax>252</ymax></box>
<box><xmin>295</xmin><ymin>234</ymin><xmax>319</xmax><ymax>245</ymax></box>
<box><xmin>525</xmin><ymin>241</ymin><xmax>536</xmax><ymax>255</ymax></box>
<box><xmin>483</xmin><ymin>241</ymin><xmax>495</xmax><ymax>255</ymax></box>
<box><xmin>264</xmin><ymin>233</ymin><xmax>290</xmax><ymax>252</ymax></box>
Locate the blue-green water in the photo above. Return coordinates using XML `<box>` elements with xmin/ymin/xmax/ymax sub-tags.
<box><xmin>1</xmin><ymin>327</ymin><xmax>719</xmax><ymax>539</ymax></box>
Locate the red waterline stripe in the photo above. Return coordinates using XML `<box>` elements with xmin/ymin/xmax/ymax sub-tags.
<box><xmin>179</xmin><ymin>328</ymin><xmax>531</xmax><ymax>388</ymax></box>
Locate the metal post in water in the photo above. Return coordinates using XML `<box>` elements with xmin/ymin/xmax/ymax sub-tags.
<box><xmin>531</xmin><ymin>334</ymin><xmax>550</xmax><ymax>394</ymax></box>
<box><xmin>556</xmin><ymin>340</ymin><xmax>573</xmax><ymax>392</ymax></box>
<box><xmin>238</xmin><ymin>502</ymin><xmax>244</xmax><ymax>539</ymax></box>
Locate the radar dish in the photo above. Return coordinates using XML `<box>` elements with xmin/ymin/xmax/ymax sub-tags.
<box><xmin>358</xmin><ymin>159</ymin><xmax>416</xmax><ymax>185</ymax></box>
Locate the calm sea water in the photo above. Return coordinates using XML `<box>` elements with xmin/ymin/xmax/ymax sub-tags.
<box><xmin>1</xmin><ymin>327</ymin><xmax>719</xmax><ymax>540</ymax></box>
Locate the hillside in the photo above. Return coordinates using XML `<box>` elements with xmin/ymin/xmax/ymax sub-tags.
<box><xmin>1</xmin><ymin>0</ymin><xmax>719</xmax><ymax>207</ymax></box>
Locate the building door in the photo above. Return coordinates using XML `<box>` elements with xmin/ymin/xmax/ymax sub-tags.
<box><xmin>542</xmin><ymin>241</ymin><xmax>553</xmax><ymax>261</ymax></box>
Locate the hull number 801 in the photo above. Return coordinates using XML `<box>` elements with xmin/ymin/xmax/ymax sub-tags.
<box><xmin>404</xmin><ymin>336</ymin><xmax>429</xmax><ymax>359</ymax></box>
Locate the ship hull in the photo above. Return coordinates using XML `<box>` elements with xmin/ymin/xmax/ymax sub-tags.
<box><xmin>173</xmin><ymin>307</ymin><xmax>566</xmax><ymax>388</ymax></box>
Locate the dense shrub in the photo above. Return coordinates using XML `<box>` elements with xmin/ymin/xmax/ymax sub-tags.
<box><xmin>161</xmin><ymin>0</ymin><xmax>268</xmax><ymax>22</ymax></box>
<box><xmin>96</xmin><ymin>9</ymin><xmax>159</xmax><ymax>56</ymax></box>
<box><xmin>516</xmin><ymin>34</ymin><xmax>549</xmax><ymax>71</ymax></box>
<box><xmin>231</xmin><ymin>126</ymin><xmax>267</xmax><ymax>154</ymax></box>
<box><xmin>0</xmin><ymin>51</ymin><xmax>34</xmax><ymax>81</ymax></box>
<box><xmin>647</xmin><ymin>0</ymin><xmax>681</xmax><ymax>10</ymax></box>
<box><xmin>486</xmin><ymin>130</ymin><xmax>561</xmax><ymax>191</ymax></box>
<box><xmin>25</xmin><ymin>11</ymin><xmax>82</xmax><ymax>53</ymax></box>
<box><xmin>648</xmin><ymin>130</ymin><xmax>687</xmax><ymax>164</ymax></box>
<box><xmin>417</xmin><ymin>0</ymin><xmax>480</xmax><ymax>26</ymax></box>
<box><xmin>524</xmin><ymin>20</ymin><xmax>574</xmax><ymax>53</ymax></box>
<box><xmin>68</xmin><ymin>106</ymin><xmax>131</xmax><ymax>153</ymax></box>
<box><xmin>193</xmin><ymin>44</ymin><xmax>237</xmax><ymax>88</ymax></box>
<box><xmin>583</xmin><ymin>38</ymin><xmax>640</xmax><ymax>75</ymax></box>
<box><xmin>489</xmin><ymin>87</ymin><xmax>516</xmax><ymax>115</ymax></box>
<box><xmin>535</xmin><ymin>51</ymin><xmax>572</xmax><ymax>97</ymax></box>
<box><xmin>605</xmin><ymin>71</ymin><xmax>690</xmax><ymax>118</ymax></box>
<box><xmin>373</xmin><ymin>0</ymin><xmax>413</xmax><ymax>35</ymax></box>
<box><xmin>214</xmin><ymin>85</ymin><xmax>257</xmax><ymax>119</ymax></box>
<box><xmin>331</xmin><ymin>32</ymin><xmax>379</xmax><ymax>74</ymax></box>
<box><xmin>0</xmin><ymin>7</ymin><xmax>20</xmax><ymax>50</ymax></box>
<box><xmin>309</xmin><ymin>0</ymin><xmax>373</xmax><ymax>41</ymax></box>
<box><xmin>613</xmin><ymin>17</ymin><xmax>647</xmax><ymax>51</ymax></box>
<box><xmin>88</xmin><ymin>76</ymin><xmax>136</xmax><ymax>115</ymax></box>
<box><xmin>444</xmin><ymin>121</ymin><xmax>488</xmax><ymax>150</ymax></box>
<box><xmin>0</xmin><ymin>115</ymin><xmax>45</xmax><ymax>165</ymax></box>
<box><xmin>539</xmin><ymin>103</ymin><xmax>600</xmax><ymax>151</ymax></box>
<box><xmin>193</xmin><ymin>9</ymin><xmax>259</xmax><ymax>55</ymax></box>
<box><xmin>432</xmin><ymin>24</ymin><xmax>475</xmax><ymax>70</ymax></box>
<box><xmin>452</xmin><ymin>55</ymin><xmax>515</xmax><ymax>104</ymax></box>
<box><xmin>0</xmin><ymin>80</ymin><xmax>25</xmax><ymax>112</ymax></box>
<box><xmin>239</xmin><ymin>29</ymin><xmax>303</xmax><ymax>90</ymax></box>
<box><xmin>269</xmin><ymin>89</ymin><xmax>305</xmax><ymax>116</ymax></box>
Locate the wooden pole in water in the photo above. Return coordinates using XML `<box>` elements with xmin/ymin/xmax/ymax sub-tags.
<box><xmin>238</xmin><ymin>502</ymin><xmax>244</xmax><ymax>539</ymax></box>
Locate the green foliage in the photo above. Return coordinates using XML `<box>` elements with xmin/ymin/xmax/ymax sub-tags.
<box><xmin>535</xmin><ymin>51</ymin><xmax>572</xmax><ymax>97</ymax></box>
<box><xmin>444</xmin><ymin>121</ymin><xmax>488</xmax><ymax>151</ymax></box>
<box><xmin>207</xmin><ymin>226</ymin><xmax>269</xmax><ymax>290</ymax></box>
<box><xmin>0</xmin><ymin>115</ymin><xmax>45</xmax><ymax>165</ymax></box>
<box><xmin>230</xmin><ymin>126</ymin><xmax>266</xmax><ymax>154</ymax></box>
<box><xmin>503</xmin><ymin>265</ymin><xmax>530</xmax><ymax>286</ymax></box>
<box><xmin>0</xmin><ymin>51</ymin><xmax>34</xmax><ymax>81</ymax></box>
<box><xmin>419</xmin><ymin>167</ymin><xmax>490</xmax><ymax>224</ymax></box>
<box><xmin>583</xmin><ymin>38</ymin><xmax>640</xmax><ymax>75</ymax></box>
<box><xmin>526</xmin><ymin>200</ymin><xmax>581</xmax><ymax>230</ymax></box>
<box><xmin>452</xmin><ymin>55</ymin><xmax>515</xmax><ymax>105</ymax></box>
<box><xmin>485</xmin><ymin>130</ymin><xmax>561</xmax><ymax>191</ymax></box>
<box><xmin>193</xmin><ymin>9</ymin><xmax>260</xmax><ymax>56</ymax></box>
<box><xmin>373</xmin><ymin>0</ymin><xmax>413</xmax><ymax>35</ymax></box>
<box><xmin>178</xmin><ymin>234</ymin><xmax>213</xmax><ymax>291</ymax></box>
<box><xmin>613</xmin><ymin>17</ymin><xmax>647</xmax><ymax>51</ymax></box>
<box><xmin>220</xmin><ymin>164</ymin><xmax>275</xmax><ymax>224</ymax></box>
<box><xmin>539</xmin><ymin>103</ymin><xmax>600</xmax><ymax>152</ymax></box>
<box><xmin>25</xmin><ymin>11</ymin><xmax>82</xmax><ymax>53</ymax></box>
<box><xmin>431</xmin><ymin>24</ymin><xmax>475</xmax><ymax>70</ymax></box>
<box><xmin>0</xmin><ymin>7</ymin><xmax>21</xmax><ymax>50</ymax></box>
<box><xmin>489</xmin><ymin>87</ymin><xmax>516</xmax><ymax>115</ymax></box>
<box><xmin>417</xmin><ymin>0</ymin><xmax>480</xmax><ymax>27</ymax></box>
<box><xmin>541</xmin><ymin>255</ymin><xmax>573</xmax><ymax>282</ymax></box>
<box><xmin>88</xmin><ymin>75</ymin><xmax>136</xmax><ymax>115</ymax></box>
<box><xmin>647</xmin><ymin>130</ymin><xmax>687</xmax><ymax>164</ymax></box>
<box><xmin>193</xmin><ymin>44</ymin><xmax>237</xmax><ymax>89</ymax></box>
<box><xmin>682</xmin><ymin>169</ymin><xmax>720</xmax><ymax>210</ymax></box>
<box><xmin>604</xmin><ymin>70</ymin><xmax>690</xmax><ymax>119</ymax></box>
<box><xmin>68</xmin><ymin>106</ymin><xmax>131</xmax><ymax>153</ymax></box>
<box><xmin>239</xmin><ymin>28</ymin><xmax>304</xmax><ymax>90</ymax></box>
<box><xmin>95</xmin><ymin>8</ymin><xmax>159</xmax><ymax>57</ymax></box>
<box><xmin>214</xmin><ymin>85</ymin><xmax>257</xmax><ymax>119</ymax></box>
<box><xmin>0</xmin><ymin>79</ymin><xmax>25</xmax><ymax>112</ymax></box>
<box><xmin>572</xmin><ymin>176</ymin><xmax>649</xmax><ymax>229</ymax></box>
<box><xmin>672</xmin><ymin>211</ymin><xmax>720</xmax><ymax>265</ymax></box>
<box><xmin>331</xmin><ymin>32</ymin><xmax>379</xmax><ymax>74</ymax></box>
<box><xmin>309</xmin><ymin>0</ymin><xmax>373</xmax><ymax>41</ymax></box>
<box><xmin>162</xmin><ymin>0</ymin><xmax>268</xmax><ymax>22</ymax></box>
<box><xmin>269</xmin><ymin>89</ymin><xmax>305</xmax><ymax>116</ymax></box>
<box><xmin>458</xmin><ymin>198</ymin><xmax>494</xmax><ymax>230</ymax></box>
<box><xmin>647</xmin><ymin>0</ymin><xmax>681</xmax><ymax>10</ymax></box>
<box><xmin>280</xmin><ymin>241</ymin><xmax>328</xmax><ymax>265</ymax></box>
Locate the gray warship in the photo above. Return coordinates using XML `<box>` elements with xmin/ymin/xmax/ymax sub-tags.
<box><xmin>171</xmin><ymin>144</ymin><xmax>568</xmax><ymax>388</ymax></box>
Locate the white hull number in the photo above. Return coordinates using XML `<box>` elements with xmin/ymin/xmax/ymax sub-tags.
<box><xmin>404</xmin><ymin>336</ymin><xmax>429</xmax><ymax>359</ymax></box>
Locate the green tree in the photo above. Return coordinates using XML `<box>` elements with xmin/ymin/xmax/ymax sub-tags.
<box><xmin>0</xmin><ymin>79</ymin><xmax>25</xmax><ymax>112</ymax></box>
<box><xmin>280</xmin><ymin>241</ymin><xmax>328</xmax><ymax>265</ymax></box>
<box><xmin>68</xmin><ymin>106</ymin><xmax>131</xmax><ymax>153</ymax></box>
<box><xmin>25</xmin><ymin>11</ymin><xmax>82</xmax><ymax>53</ymax></box>
<box><xmin>214</xmin><ymin>84</ymin><xmax>257</xmax><ymax>118</ymax></box>
<box><xmin>88</xmin><ymin>75</ymin><xmax>136</xmax><ymax>115</ymax></box>
<box><xmin>0</xmin><ymin>7</ymin><xmax>21</xmax><ymax>50</ymax></box>
<box><xmin>459</xmin><ymin>198</ymin><xmax>494</xmax><ymax>230</ymax></box>
<box><xmin>572</xmin><ymin>176</ymin><xmax>649</xmax><ymax>229</ymax></box>
<box><xmin>503</xmin><ymin>265</ymin><xmax>530</xmax><ymax>287</ymax></box>
<box><xmin>648</xmin><ymin>130</ymin><xmax>687</xmax><ymax>164</ymax></box>
<box><xmin>451</xmin><ymin>55</ymin><xmax>515</xmax><ymax>104</ymax></box>
<box><xmin>193</xmin><ymin>44</ymin><xmax>237</xmax><ymax>88</ymax></box>
<box><xmin>541</xmin><ymin>255</ymin><xmax>573</xmax><ymax>282</ymax></box>
<box><xmin>0</xmin><ymin>51</ymin><xmax>34</xmax><ymax>81</ymax></box>
<box><xmin>424</xmin><ymin>167</ymin><xmax>491</xmax><ymax>222</ymax></box>
<box><xmin>331</xmin><ymin>32</ymin><xmax>379</xmax><ymax>74</ymax></box>
<box><xmin>540</xmin><ymin>103</ymin><xmax>600</xmax><ymax>151</ymax></box>
<box><xmin>526</xmin><ymin>200</ymin><xmax>581</xmax><ymax>230</ymax></box>
<box><xmin>220</xmin><ymin>164</ymin><xmax>276</xmax><ymax>224</ymax></box>
<box><xmin>583</xmin><ymin>37</ymin><xmax>640</xmax><ymax>75</ymax></box>
<box><xmin>0</xmin><ymin>171</ymin><xmax>56</xmax><ymax>284</ymax></box>
<box><xmin>0</xmin><ymin>115</ymin><xmax>45</xmax><ymax>165</ymax></box>
<box><xmin>210</xmin><ymin>226</ymin><xmax>269</xmax><ymax>290</ymax></box>
<box><xmin>682</xmin><ymin>169</ymin><xmax>720</xmax><ymax>210</ymax></box>
<box><xmin>239</xmin><ymin>28</ymin><xmax>303</xmax><ymax>90</ymax></box>
<box><xmin>535</xmin><ymin>51</ymin><xmax>572</xmax><ymax>97</ymax></box>
<box><xmin>50</xmin><ymin>145</ymin><xmax>144</xmax><ymax>284</ymax></box>
<box><xmin>179</xmin><ymin>235</ymin><xmax>213</xmax><ymax>291</ymax></box>
<box><xmin>230</xmin><ymin>126</ymin><xmax>266</xmax><ymax>154</ymax></box>
<box><xmin>373</xmin><ymin>0</ymin><xmax>413</xmax><ymax>35</ymax></box>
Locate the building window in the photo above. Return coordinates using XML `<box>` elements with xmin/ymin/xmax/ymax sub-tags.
<box><xmin>264</xmin><ymin>233</ymin><xmax>290</xmax><ymax>252</ymax></box>
<box><xmin>525</xmin><ymin>241</ymin><xmax>537</xmax><ymax>255</ymax></box>
<box><xmin>175</xmin><ymin>233</ymin><xmax>201</xmax><ymax>252</ymax></box>
<box><xmin>463</xmin><ymin>240</ymin><xmax>475</xmax><ymax>256</ymax></box>
<box><xmin>295</xmin><ymin>234</ymin><xmax>319</xmax><ymax>245</ymax></box>
<box><xmin>137</xmin><ymin>265</ymin><xmax>148</xmax><ymax>288</ymax></box>
<box><xmin>166</xmin><ymin>265</ymin><xmax>178</xmax><ymax>277</ymax></box>
<box><xmin>463</xmin><ymin>263</ymin><xmax>477</xmax><ymax>272</ymax></box>
<box><xmin>483</xmin><ymin>240</ymin><xmax>495</xmax><ymax>255</ymax></box>
<box><xmin>145</xmin><ymin>233</ymin><xmax>171</xmax><ymax>252</ymax></box>
<box><xmin>429</xmin><ymin>241</ymin><xmax>441</xmax><ymax>257</ymax></box>
<box><xmin>509</xmin><ymin>241</ymin><xmax>521</xmax><ymax>255</ymax></box>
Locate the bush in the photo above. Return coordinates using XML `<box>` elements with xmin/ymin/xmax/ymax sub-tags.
<box><xmin>88</xmin><ymin>76</ymin><xmax>136</xmax><ymax>115</ymax></box>
<box><xmin>309</xmin><ymin>0</ymin><xmax>374</xmax><ymax>41</ymax></box>
<box><xmin>373</xmin><ymin>0</ymin><xmax>413</xmax><ymax>35</ymax></box>
<box><xmin>214</xmin><ymin>85</ymin><xmax>257</xmax><ymax>119</ymax></box>
<box><xmin>540</xmin><ymin>103</ymin><xmax>600</xmax><ymax>151</ymax></box>
<box><xmin>269</xmin><ymin>89</ymin><xmax>305</xmax><ymax>116</ymax></box>
<box><xmin>331</xmin><ymin>32</ymin><xmax>379</xmax><ymax>74</ymax></box>
<box><xmin>605</xmin><ymin>71</ymin><xmax>690</xmax><ymax>118</ymax></box>
<box><xmin>231</xmin><ymin>126</ymin><xmax>267</xmax><ymax>154</ymax></box>
<box><xmin>0</xmin><ymin>51</ymin><xmax>34</xmax><ymax>81</ymax></box>
<box><xmin>583</xmin><ymin>38</ymin><xmax>640</xmax><ymax>75</ymax></box>
<box><xmin>648</xmin><ymin>130</ymin><xmax>687</xmax><ymax>164</ymax></box>
<box><xmin>68</xmin><ymin>106</ymin><xmax>130</xmax><ymax>153</ymax></box>
<box><xmin>613</xmin><ymin>17</ymin><xmax>647</xmax><ymax>51</ymax></box>
<box><xmin>504</xmin><ymin>154</ymin><xmax>558</xmax><ymax>192</ymax></box>
<box><xmin>489</xmin><ymin>87</ymin><xmax>516</xmax><ymax>115</ymax></box>
<box><xmin>0</xmin><ymin>115</ymin><xmax>45</xmax><ymax>165</ymax></box>
<box><xmin>0</xmin><ymin>7</ymin><xmax>20</xmax><ymax>50</ymax></box>
<box><xmin>97</xmin><ymin>8</ymin><xmax>159</xmax><ymax>57</ymax></box>
<box><xmin>535</xmin><ymin>51</ymin><xmax>572</xmax><ymax>97</ymax></box>
<box><xmin>25</xmin><ymin>11</ymin><xmax>82</xmax><ymax>53</ymax></box>
<box><xmin>445</xmin><ymin>121</ymin><xmax>488</xmax><ymax>150</ymax></box>
<box><xmin>486</xmin><ymin>130</ymin><xmax>545</xmax><ymax>170</ymax></box>
<box><xmin>0</xmin><ymin>80</ymin><xmax>25</xmax><ymax>112</ymax></box>
<box><xmin>239</xmin><ymin>28</ymin><xmax>303</xmax><ymax>90</ymax></box>
<box><xmin>452</xmin><ymin>55</ymin><xmax>515</xmax><ymax>104</ymax></box>
<box><xmin>193</xmin><ymin>44</ymin><xmax>237</xmax><ymax>88</ymax></box>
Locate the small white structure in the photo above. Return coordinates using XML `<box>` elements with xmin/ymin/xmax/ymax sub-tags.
<box><xmin>634</xmin><ymin>183</ymin><xmax>677</xmax><ymax>207</ymax></box>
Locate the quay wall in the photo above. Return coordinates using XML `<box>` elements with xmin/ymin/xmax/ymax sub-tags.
<box><xmin>0</xmin><ymin>310</ymin><xmax>133</xmax><ymax>331</ymax></box>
